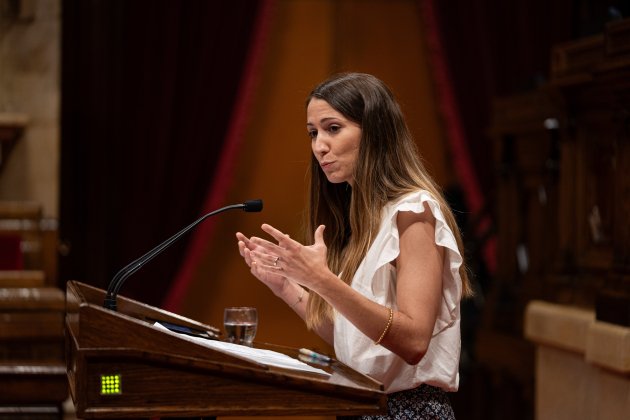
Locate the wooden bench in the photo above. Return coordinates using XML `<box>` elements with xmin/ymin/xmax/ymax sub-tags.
<box><xmin>0</xmin><ymin>272</ymin><xmax>68</xmax><ymax>419</ymax></box>
<box><xmin>0</xmin><ymin>201</ymin><xmax>59</xmax><ymax>287</ymax></box>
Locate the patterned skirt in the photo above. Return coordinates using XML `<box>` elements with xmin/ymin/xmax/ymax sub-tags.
<box><xmin>338</xmin><ymin>384</ymin><xmax>456</xmax><ymax>420</ymax></box>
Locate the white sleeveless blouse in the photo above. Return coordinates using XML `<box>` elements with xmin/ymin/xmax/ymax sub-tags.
<box><xmin>333</xmin><ymin>190</ymin><xmax>463</xmax><ymax>393</ymax></box>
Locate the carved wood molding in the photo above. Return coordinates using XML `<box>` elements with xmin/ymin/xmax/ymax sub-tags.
<box><xmin>551</xmin><ymin>18</ymin><xmax>630</xmax><ymax>83</ymax></box>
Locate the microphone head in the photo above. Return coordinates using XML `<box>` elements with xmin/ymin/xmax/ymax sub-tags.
<box><xmin>243</xmin><ymin>199</ymin><xmax>263</xmax><ymax>212</ymax></box>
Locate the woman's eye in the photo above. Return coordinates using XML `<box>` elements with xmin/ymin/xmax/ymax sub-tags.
<box><xmin>328</xmin><ymin>125</ymin><xmax>340</xmax><ymax>133</ymax></box>
<box><xmin>308</xmin><ymin>130</ymin><xmax>317</xmax><ymax>139</ymax></box>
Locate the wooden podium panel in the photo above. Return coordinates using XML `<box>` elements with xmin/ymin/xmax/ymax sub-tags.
<box><xmin>65</xmin><ymin>281</ymin><xmax>386</xmax><ymax>418</ymax></box>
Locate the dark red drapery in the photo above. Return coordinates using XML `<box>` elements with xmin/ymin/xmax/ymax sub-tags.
<box><xmin>60</xmin><ymin>0</ymin><xmax>263</xmax><ymax>306</ymax></box>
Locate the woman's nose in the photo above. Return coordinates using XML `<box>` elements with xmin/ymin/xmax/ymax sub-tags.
<box><xmin>312</xmin><ymin>137</ymin><xmax>330</xmax><ymax>155</ymax></box>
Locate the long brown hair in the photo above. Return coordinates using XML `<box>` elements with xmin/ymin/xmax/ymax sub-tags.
<box><xmin>304</xmin><ymin>73</ymin><xmax>472</xmax><ymax>329</ymax></box>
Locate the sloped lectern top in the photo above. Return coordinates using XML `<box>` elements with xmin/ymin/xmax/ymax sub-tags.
<box><xmin>65</xmin><ymin>280</ymin><xmax>386</xmax><ymax>418</ymax></box>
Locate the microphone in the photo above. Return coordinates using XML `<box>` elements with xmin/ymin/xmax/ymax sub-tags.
<box><xmin>103</xmin><ymin>199</ymin><xmax>263</xmax><ymax>310</ymax></box>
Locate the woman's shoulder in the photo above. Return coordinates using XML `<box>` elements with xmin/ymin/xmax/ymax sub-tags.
<box><xmin>385</xmin><ymin>189</ymin><xmax>459</xmax><ymax>253</ymax></box>
<box><xmin>387</xmin><ymin>189</ymin><xmax>440</xmax><ymax>214</ymax></box>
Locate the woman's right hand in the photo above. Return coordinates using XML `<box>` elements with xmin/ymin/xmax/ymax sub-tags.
<box><xmin>236</xmin><ymin>232</ymin><xmax>288</xmax><ymax>296</ymax></box>
<box><xmin>237</xmin><ymin>230</ymin><xmax>333</xmax><ymax>343</ymax></box>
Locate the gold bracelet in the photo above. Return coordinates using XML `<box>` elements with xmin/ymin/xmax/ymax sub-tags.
<box><xmin>291</xmin><ymin>287</ymin><xmax>305</xmax><ymax>309</ymax></box>
<box><xmin>374</xmin><ymin>307</ymin><xmax>393</xmax><ymax>345</ymax></box>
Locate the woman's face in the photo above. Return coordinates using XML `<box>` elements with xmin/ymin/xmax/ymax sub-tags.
<box><xmin>307</xmin><ymin>98</ymin><xmax>361</xmax><ymax>186</ymax></box>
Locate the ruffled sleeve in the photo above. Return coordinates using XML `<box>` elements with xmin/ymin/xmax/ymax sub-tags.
<box><xmin>368</xmin><ymin>190</ymin><xmax>463</xmax><ymax>335</ymax></box>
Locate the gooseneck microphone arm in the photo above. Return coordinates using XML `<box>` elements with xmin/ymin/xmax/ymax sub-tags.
<box><xmin>103</xmin><ymin>199</ymin><xmax>263</xmax><ymax>311</ymax></box>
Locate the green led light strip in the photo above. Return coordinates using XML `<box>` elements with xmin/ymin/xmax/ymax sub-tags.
<box><xmin>100</xmin><ymin>374</ymin><xmax>122</xmax><ymax>395</ymax></box>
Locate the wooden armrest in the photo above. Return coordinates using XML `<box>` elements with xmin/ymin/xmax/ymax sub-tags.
<box><xmin>0</xmin><ymin>286</ymin><xmax>64</xmax><ymax>310</ymax></box>
<box><xmin>0</xmin><ymin>201</ymin><xmax>42</xmax><ymax>220</ymax></box>
<box><xmin>0</xmin><ymin>270</ymin><xmax>45</xmax><ymax>287</ymax></box>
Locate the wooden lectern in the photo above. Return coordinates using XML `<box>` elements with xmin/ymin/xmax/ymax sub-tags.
<box><xmin>65</xmin><ymin>281</ymin><xmax>386</xmax><ymax>418</ymax></box>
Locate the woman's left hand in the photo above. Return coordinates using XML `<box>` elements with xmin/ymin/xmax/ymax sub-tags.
<box><xmin>249</xmin><ymin>224</ymin><xmax>330</xmax><ymax>291</ymax></box>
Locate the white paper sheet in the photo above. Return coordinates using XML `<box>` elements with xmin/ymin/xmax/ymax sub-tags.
<box><xmin>153</xmin><ymin>322</ymin><xmax>330</xmax><ymax>376</ymax></box>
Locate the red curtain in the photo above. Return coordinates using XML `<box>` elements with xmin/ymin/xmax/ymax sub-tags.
<box><xmin>60</xmin><ymin>0</ymin><xmax>263</xmax><ymax>306</ymax></box>
<box><xmin>164</xmin><ymin>0</ymin><xmax>275</xmax><ymax>312</ymax></box>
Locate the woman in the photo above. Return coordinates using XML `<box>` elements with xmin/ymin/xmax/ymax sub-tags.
<box><xmin>236</xmin><ymin>73</ymin><xmax>472</xmax><ymax>419</ymax></box>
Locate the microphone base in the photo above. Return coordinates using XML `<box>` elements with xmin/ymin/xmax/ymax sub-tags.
<box><xmin>103</xmin><ymin>295</ymin><xmax>117</xmax><ymax>311</ymax></box>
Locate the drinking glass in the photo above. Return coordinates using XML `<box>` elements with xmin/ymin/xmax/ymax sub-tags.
<box><xmin>223</xmin><ymin>307</ymin><xmax>257</xmax><ymax>346</ymax></box>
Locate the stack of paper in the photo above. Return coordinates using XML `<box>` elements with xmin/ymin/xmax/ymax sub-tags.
<box><xmin>153</xmin><ymin>322</ymin><xmax>329</xmax><ymax>376</ymax></box>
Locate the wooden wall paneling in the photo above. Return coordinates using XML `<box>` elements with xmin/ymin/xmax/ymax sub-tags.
<box><xmin>550</xmin><ymin>19</ymin><xmax>630</xmax><ymax>322</ymax></box>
